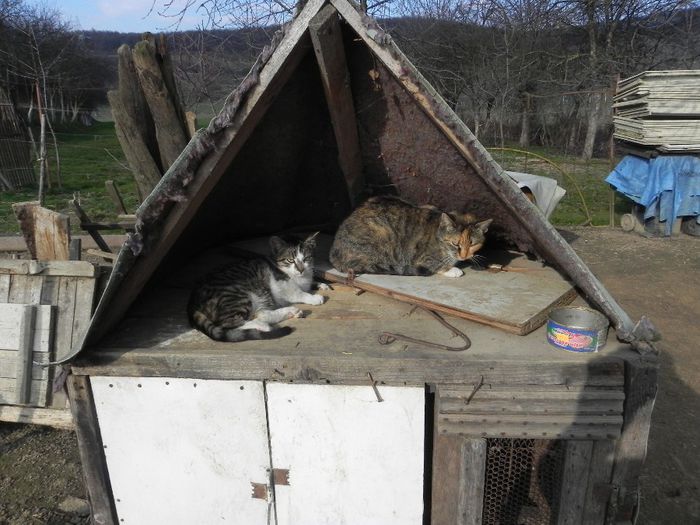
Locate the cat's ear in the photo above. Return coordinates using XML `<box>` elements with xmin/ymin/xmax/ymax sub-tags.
<box><xmin>438</xmin><ymin>213</ymin><xmax>457</xmax><ymax>234</ymax></box>
<box><xmin>303</xmin><ymin>232</ymin><xmax>319</xmax><ymax>252</ymax></box>
<box><xmin>269</xmin><ymin>236</ymin><xmax>286</xmax><ymax>255</ymax></box>
<box><xmin>475</xmin><ymin>219</ymin><xmax>493</xmax><ymax>233</ymax></box>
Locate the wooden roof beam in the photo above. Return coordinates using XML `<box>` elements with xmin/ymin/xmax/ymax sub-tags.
<box><xmin>309</xmin><ymin>5</ymin><xmax>364</xmax><ymax>206</ymax></box>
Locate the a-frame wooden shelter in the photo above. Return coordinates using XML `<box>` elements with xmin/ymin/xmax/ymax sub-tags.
<box><xmin>63</xmin><ymin>1</ymin><xmax>659</xmax><ymax>524</ymax></box>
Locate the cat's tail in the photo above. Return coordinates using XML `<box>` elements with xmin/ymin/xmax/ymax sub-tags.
<box><xmin>219</xmin><ymin>326</ymin><xmax>293</xmax><ymax>342</ymax></box>
<box><xmin>189</xmin><ymin>309</ymin><xmax>293</xmax><ymax>342</ymax></box>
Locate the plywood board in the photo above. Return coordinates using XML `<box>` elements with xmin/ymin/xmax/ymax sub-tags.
<box><xmin>91</xmin><ymin>377</ymin><xmax>274</xmax><ymax>525</ymax></box>
<box><xmin>266</xmin><ymin>383</ymin><xmax>425</xmax><ymax>525</ymax></box>
<box><xmin>235</xmin><ymin>235</ymin><xmax>576</xmax><ymax>335</ymax></box>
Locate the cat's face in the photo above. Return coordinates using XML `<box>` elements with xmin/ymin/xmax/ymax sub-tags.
<box><xmin>270</xmin><ymin>233</ymin><xmax>318</xmax><ymax>277</ymax></box>
<box><xmin>439</xmin><ymin>214</ymin><xmax>492</xmax><ymax>261</ymax></box>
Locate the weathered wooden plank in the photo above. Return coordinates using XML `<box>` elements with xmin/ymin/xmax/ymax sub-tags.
<box><xmin>33</xmin><ymin>206</ymin><xmax>71</xmax><ymax>261</ymax></box>
<box><xmin>0</xmin><ymin>405</ymin><xmax>73</xmax><ymax>429</ymax></box>
<box><xmin>66</xmin><ymin>375</ymin><xmax>118</xmax><ymax>525</ymax></box>
<box><xmin>69</xmin><ymin>238</ymin><xmax>82</xmax><ymax>261</ymax></box>
<box><xmin>73</xmin><ymin>350</ymin><xmax>625</xmax><ymax>389</ymax></box>
<box><xmin>66</xmin><ymin>277</ymin><xmax>96</xmax><ymax>362</ymax></box>
<box><xmin>439</xmin><ymin>422</ymin><xmax>621</xmax><ymax>440</ymax></box>
<box><xmin>54</xmin><ymin>277</ymin><xmax>78</xmax><ymax>362</ymax></box>
<box><xmin>610</xmin><ymin>355</ymin><xmax>659</xmax><ymax>522</ymax></box>
<box><xmin>440</xmin><ymin>398</ymin><xmax>624</xmax><ymax>415</ymax></box>
<box><xmin>131</xmin><ymin>38</ymin><xmax>188</xmax><ymax>170</ymax></box>
<box><xmin>439</xmin><ymin>414</ymin><xmax>624</xmax><ymax>426</ymax></box>
<box><xmin>105</xmin><ymin>180</ymin><xmax>128</xmax><ymax>215</ymax></box>
<box><xmin>557</xmin><ymin>440</ymin><xmax>594</xmax><ymax>525</ymax></box>
<box><xmin>0</xmin><ymin>274</ymin><xmax>10</xmax><ymax>302</ymax></box>
<box><xmin>0</xmin><ymin>350</ymin><xmax>50</xmax><ymax>379</ymax></box>
<box><xmin>440</xmin><ymin>385</ymin><xmax>626</xmax><ymax>398</ymax></box>
<box><xmin>90</xmin><ymin>0</ymin><xmax>327</xmax><ymax>345</ymax></box>
<box><xmin>309</xmin><ymin>4</ymin><xmax>364</xmax><ymax>205</ymax></box>
<box><xmin>582</xmin><ymin>440</ymin><xmax>616</xmax><ymax>525</ymax></box>
<box><xmin>431</xmin><ymin>434</ymin><xmax>485</xmax><ymax>525</ymax></box>
<box><xmin>0</xmin><ymin>259</ymin><xmax>96</xmax><ymax>278</ymax></box>
<box><xmin>0</xmin><ymin>304</ymin><xmax>53</xmax><ymax>352</ymax></box>
<box><xmin>0</xmin><ymin>377</ymin><xmax>47</xmax><ymax>405</ymax></box>
<box><xmin>13</xmin><ymin>305</ymin><xmax>36</xmax><ymax>404</ymax></box>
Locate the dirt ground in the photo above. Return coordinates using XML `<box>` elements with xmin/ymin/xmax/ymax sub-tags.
<box><xmin>0</xmin><ymin>226</ymin><xmax>698</xmax><ymax>524</ymax></box>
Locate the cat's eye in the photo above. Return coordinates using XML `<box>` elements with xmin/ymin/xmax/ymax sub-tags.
<box><xmin>285</xmin><ymin>258</ymin><xmax>294</xmax><ymax>264</ymax></box>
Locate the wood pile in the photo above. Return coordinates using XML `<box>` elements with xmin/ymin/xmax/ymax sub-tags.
<box><xmin>613</xmin><ymin>70</ymin><xmax>700</xmax><ymax>150</ymax></box>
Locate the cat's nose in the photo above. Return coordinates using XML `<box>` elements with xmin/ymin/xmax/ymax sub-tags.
<box><xmin>294</xmin><ymin>260</ymin><xmax>304</xmax><ymax>273</ymax></box>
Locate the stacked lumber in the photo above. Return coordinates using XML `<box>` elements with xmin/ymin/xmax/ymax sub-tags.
<box><xmin>613</xmin><ymin>70</ymin><xmax>700</xmax><ymax>150</ymax></box>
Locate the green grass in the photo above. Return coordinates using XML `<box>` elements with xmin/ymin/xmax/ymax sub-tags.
<box><xmin>0</xmin><ymin>121</ymin><xmax>140</xmax><ymax>234</ymax></box>
<box><xmin>0</xmin><ymin>125</ymin><xmax>630</xmax><ymax>235</ymax></box>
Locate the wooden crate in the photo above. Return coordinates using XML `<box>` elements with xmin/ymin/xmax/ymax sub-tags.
<box><xmin>0</xmin><ymin>259</ymin><xmax>97</xmax><ymax>427</ymax></box>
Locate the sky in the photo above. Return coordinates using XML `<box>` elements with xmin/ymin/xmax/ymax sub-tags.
<box><xmin>27</xmin><ymin>0</ymin><xmax>210</xmax><ymax>33</ymax></box>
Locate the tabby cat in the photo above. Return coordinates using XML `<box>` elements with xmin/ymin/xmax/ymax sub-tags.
<box><xmin>329</xmin><ymin>196</ymin><xmax>492</xmax><ymax>277</ymax></box>
<box><xmin>188</xmin><ymin>233</ymin><xmax>325</xmax><ymax>342</ymax></box>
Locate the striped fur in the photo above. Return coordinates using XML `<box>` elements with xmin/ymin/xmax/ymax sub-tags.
<box><xmin>187</xmin><ymin>234</ymin><xmax>325</xmax><ymax>342</ymax></box>
<box><xmin>330</xmin><ymin>196</ymin><xmax>492</xmax><ymax>277</ymax></box>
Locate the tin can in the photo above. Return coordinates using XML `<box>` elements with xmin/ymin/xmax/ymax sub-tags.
<box><xmin>546</xmin><ymin>306</ymin><xmax>609</xmax><ymax>353</ymax></box>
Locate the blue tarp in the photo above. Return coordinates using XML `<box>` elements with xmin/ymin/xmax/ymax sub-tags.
<box><xmin>606</xmin><ymin>155</ymin><xmax>700</xmax><ymax>234</ymax></box>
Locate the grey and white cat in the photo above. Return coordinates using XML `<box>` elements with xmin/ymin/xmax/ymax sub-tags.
<box><xmin>187</xmin><ymin>233</ymin><xmax>325</xmax><ymax>342</ymax></box>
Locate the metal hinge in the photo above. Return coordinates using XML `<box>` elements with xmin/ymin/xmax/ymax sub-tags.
<box><xmin>251</xmin><ymin>468</ymin><xmax>291</xmax><ymax>501</ymax></box>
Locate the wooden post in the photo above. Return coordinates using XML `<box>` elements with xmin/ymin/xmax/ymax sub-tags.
<box><xmin>67</xmin><ymin>374</ymin><xmax>118</xmax><ymax>525</ymax></box>
<box><xmin>432</xmin><ymin>434</ymin><xmax>486</xmax><ymax>525</ymax></box>
<box><xmin>14</xmin><ymin>305</ymin><xmax>37</xmax><ymax>405</ymax></box>
<box><xmin>610</xmin><ymin>355</ymin><xmax>659</xmax><ymax>522</ymax></box>
<box><xmin>71</xmin><ymin>197</ymin><xmax>113</xmax><ymax>253</ymax></box>
<box><xmin>132</xmin><ymin>38</ymin><xmax>189</xmax><ymax>170</ymax></box>
<box><xmin>105</xmin><ymin>180</ymin><xmax>128</xmax><ymax>215</ymax></box>
<box><xmin>309</xmin><ymin>5</ymin><xmax>364</xmax><ymax>206</ymax></box>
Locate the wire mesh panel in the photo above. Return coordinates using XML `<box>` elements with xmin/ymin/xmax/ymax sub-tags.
<box><xmin>482</xmin><ymin>438</ymin><xmax>564</xmax><ymax>525</ymax></box>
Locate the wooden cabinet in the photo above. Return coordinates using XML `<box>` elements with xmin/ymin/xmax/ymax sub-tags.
<box><xmin>90</xmin><ymin>377</ymin><xmax>425</xmax><ymax>525</ymax></box>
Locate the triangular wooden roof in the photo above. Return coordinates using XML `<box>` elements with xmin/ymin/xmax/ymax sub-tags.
<box><xmin>64</xmin><ymin>0</ymin><xmax>657</xmax><ymax>362</ymax></box>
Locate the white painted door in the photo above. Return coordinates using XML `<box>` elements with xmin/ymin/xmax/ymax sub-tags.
<box><xmin>91</xmin><ymin>377</ymin><xmax>274</xmax><ymax>525</ymax></box>
<box><xmin>266</xmin><ymin>383</ymin><xmax>425</xmax><ymax>525</ymax></box>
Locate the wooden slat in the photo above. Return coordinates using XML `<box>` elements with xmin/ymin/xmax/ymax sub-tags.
<box><xmin>440</xmin><ymin>398</ymin><xmax>624</xmax><ymax>415</ymax></box>
<box><xmin>54</xmin><ymin>276</ymin><xmax>78</xmax><ymax>362</ymax></box>
<box><xmin>557</xmin><ymin>440</ymin><xmax>594</xmax><ymax>525</ymax></box>
<box><xmin>105</xmin><ymin>180</ymin><xmax>128</xmax><ymax>215</ymax></box>
<box><xmin>0</xmin><ymin>377</ymin><xmax>48</xmax><ymax>405</ymax></box>
<box><xmin>0</xmin><ymin>259</ymin><xmax>96</xmax><ymax>277</ymax></box>
<box><xmin>431</xmin><ymin>433</ymin><xmax>485</xmax><ymax>525</ymax></box>
<box><xmin>0</xmin><ymin>404</ymin><xmax>73</xmax><ymax>429</ymax></box>
<box><xmin>610</xmin><ymin>355</ymin><xmax>660</xmax><ymax>522</ymax></box>
<box><xmin>67</xmin><ymin>277</ymin><xmax>96</xmax><ymax>362</ymax></box>
<box><xmin>582</xmin><ymin>440</ymin><xmax>616</xmax><ymax>525</ymax></box>
<box><xmin>66</xmin><ymin>375</ymin><xmax>119</xmax><ymax>525</ymax></box>
<box><xmin>309</xmin><ymin>4</ymin><xmax>364</xmax><ymax>205</ymax></box>
<box><xmin>0</xmin><ymin>350</ymin><xmax>50</xmax><ymax>379</ymax></box>
<box><xmin>13</xmin><ymin>305</ymin><xmax>36</xmax><ymax>404</ymax></box>
<box><xmin>0</xmin><ymin>274</ymin><xmax>10</xmax><ymax>301</ymax></box>
<box><xmin>0</xmin><ymin>304</ymin><xmax>52</xmax><ymax>352</ymax></box>
<box><xmin>438</xmin><ymin>421</ymin><xmax>622</xmax><ymax>441</ymax></box>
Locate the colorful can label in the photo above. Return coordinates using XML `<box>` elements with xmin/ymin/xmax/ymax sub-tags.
<box><xmin>546</xmin><ymin>321</ymin><xmax>601</xmax><ymax>353</ymax></box>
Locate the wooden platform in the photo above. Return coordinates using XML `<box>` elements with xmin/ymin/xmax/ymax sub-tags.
<box><xmin>75</xmin><ymin>276</ymin><xmax>629</xmax><ymax>389</ymax></box>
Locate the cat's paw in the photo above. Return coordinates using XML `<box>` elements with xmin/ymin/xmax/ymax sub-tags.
<box><xmin>288</xmin><ymin>307</ymin><xmax>305</xmax><ymax>319</ymax></box>
<box><xmin>441</xmin><ymin>267</ymin><xmax>464</xmax><ymax>278</ymax></box>
<box><xmin>317</xmin><ymin>283</ymin><xmax>331</xmax><ymax>291</ymax></box>
<box><xmin>307</xmin><ymin>294</ymin><xmax>326</xmax><ymax>305</ymax></box>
